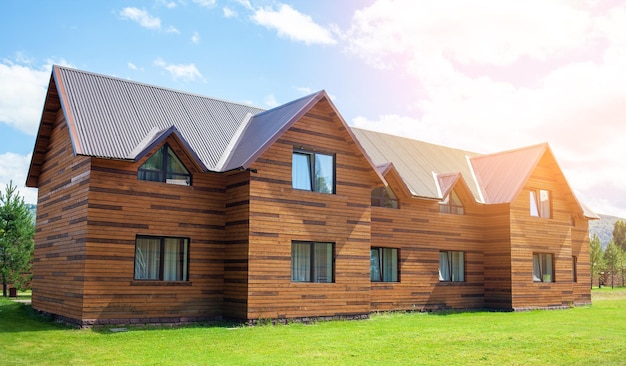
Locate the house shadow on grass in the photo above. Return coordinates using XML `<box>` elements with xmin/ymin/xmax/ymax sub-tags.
<box><xmin>0</xmin><ymin>300</ymin><xmax>73</xmax><ymax>333</ymax></box>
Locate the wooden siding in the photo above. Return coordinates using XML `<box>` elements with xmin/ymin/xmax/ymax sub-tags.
<box><xmin>369</xmin><ymin>182</ymin><xmax>486</xmax><ymax>312</ymax></box>
<box><xmin>509</xmin><ymin>152</ymin><xmax>590</xmax><ymax>309</ymax></box>
<box><xmin>80</xmin><ymin>137</ymin><xmax>227</xmax><ymax>325</ymax></box>
<box><xmin>31</xmin><ymin>109</ymin><xmax>90</xmax><ymax>322</ymax></box>
<box><xmin>245</xmin><ymin>99</ymin><xmax>379</xmax><ymax>320</ymax></box>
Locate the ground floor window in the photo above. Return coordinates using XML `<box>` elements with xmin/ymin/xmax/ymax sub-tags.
<box><xmin>439</xmin><ymin>250</ymin><xmax>464</xmax><ymax>282</ymax></box>
<box><xmin>370</xmin><ymin>247</ymin><xmax>398</xmax><ymax>282</ymax></box>
<box><xmin>291</xmin><ymin>241</ymin><xmax>334</xmax><ymax>283</ymax></box>
<box><xmin>533</xmin><ymin>253</ymin><xmax>554</xmax><ymax>282</ymax></box>
<box><xmin>134</xmin><ymin>236</ymin><xmax>189</xmax><ymax>281</ymax></box>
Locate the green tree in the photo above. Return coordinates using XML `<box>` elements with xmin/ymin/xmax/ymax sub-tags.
<box><xmin>0</xmin><ymin>181</ymin><xmax>35</xmax><ymax>297</ymax></box>
<box><xmin>613</xmin><ymin>219</ymin><xmax>626</xmax><ymax>251</ymax></box>
<box><xmin>603</xmin><ymin>240</ymin><xmax>622</xmax><ymax>289</ymax></box>
<box><xmin>589</xmin><ymin>234</ymin><xmax>604</xmax><ymax>288</ymax></box>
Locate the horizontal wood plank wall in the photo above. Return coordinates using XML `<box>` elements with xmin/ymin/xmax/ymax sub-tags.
<box><xmin>482</xmin><ymin>204</ymin><xmax>512</xmax><ymax>309</ymax></box>
<box><xmin>369</xmin><ymin>182</ymin><xmax>485</xmax><ymax>312</ymax></box>
<box><xmin>245</xmin><ymin>98</ymin><xmax>379</xmax><ymax>320</ymax></box>
<box><xmin>31</xmin><ymin>109</ymin><xmax>90</xmax><ymax>323</ymax></box>
<box><xmin>223</xmin><ymin>170</ymin><xmax>251</xmax><ymax>319</ymax></box>
<box><xmin>82</xmin><ymin>136</ymin><xmax>226</xmax><ymax>325</ymax></box>
<box><xmin>509</xmin><ymin>152</ymin><xmax>590</xmax><ymax>309</ymax></box>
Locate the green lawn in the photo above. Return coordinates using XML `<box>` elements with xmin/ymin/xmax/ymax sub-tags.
<box><xmin>1</xmin><ymin>289</ymin><xmax>625</xmax><ymax>365</ymax></box>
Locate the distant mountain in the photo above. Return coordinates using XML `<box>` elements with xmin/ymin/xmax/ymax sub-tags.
<box><xmin>589</xmin><ymin>214</ymin><xmax>624</xmax><ymax>249</ymax></box>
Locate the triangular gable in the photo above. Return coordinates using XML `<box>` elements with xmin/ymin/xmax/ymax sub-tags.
<box><xmin>375</xmin><ymin>163</ymin><xmax>412</xmax><ymax>199</ymax></box>
<box><xmin>435</xmin><ymin>172</ymin><xmax>476</xmax><ymax>206</ymax></box>
<box><xmin>470</xmin><ymin>143</ymin><xmax>547</xmax><ymax>204</ymax></box>
<box><xmin>218</xmin><ymin>90</ymin><xmax>387</xmax><ymax>186</ymax></box>
<box><xmin>126</xmin><ymin>125</ymin><xmax>208</xmax><ymax>172</ymax></box>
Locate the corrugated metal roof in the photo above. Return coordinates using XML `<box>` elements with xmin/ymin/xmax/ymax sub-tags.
<box><xmin>54</xmin><ymin>66</ymin><xmax>264</xmax><ymax>171</ymax></box>
<box><xmin>219</xmin><ymin>91</ymin><xmax>325</xmax><ymax>171</ymax></box>
<box><xmin>470</xmin><ymin>143</ymin><xmax>546</xmax><ymax>204</ymax></box>
<box><xmin>351</xmin><ymin>128</ymin><xmax>483</xmax><ymax>200</ymax></box>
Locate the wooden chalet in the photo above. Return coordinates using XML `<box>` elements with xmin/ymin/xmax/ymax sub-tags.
<box><xmin>26</xmin><ymin>66</ymin><xmax>596</xmax><ymax>326</ymax></box>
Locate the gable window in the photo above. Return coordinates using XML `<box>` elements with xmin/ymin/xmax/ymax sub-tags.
<box><xmin>532</xmin><ymin>253</ymin><xmax>554</xmax><ymax>282</ymax></box>
<box><xmin>291</xmin><ymin>241</ymin><xmax>334</xmax><ymax>283</ymax></box>
<box><xmin>530</xmin><ymin>189</ymin><xmax>551</xmax><ymax>218</ymax></box>
<box><xmin>292</xmin><ymin>150</ymin><xmax>335</xmax><ymax>194</ymax></box>
<box><xmin>371</xmin><ymin>187</ymin><xmax>399</xmax><ymax>208</ymax></box>
<box><xmin>370</xmin><ymin>247</ymin><xmax>398</xmax><ymax>282</ymax></box>
<box><xmin>572</xmin><ymin>256</ymin><xmax>578</xmax><ymax>282</ymax></box>
<box><xmin>138</xmin><ymin>144</ymin><xmax>191</xmax><ymax>186</ymax></box>
<box><xmin>134</xmin><ymin>236</ymin><xmax>189</xmax><ymax>281</ymax></box>
<box><xmin>439</xmin><ymin>251</ymin><xmax>464</xmax><ymax>282</ymax></box>
<box><xmin>439</xmin><ymin>190</ymin><xmax>464</xmax><ymax>214</ymax></box>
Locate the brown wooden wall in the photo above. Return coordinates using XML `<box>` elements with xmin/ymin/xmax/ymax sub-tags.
<box><xmin>79</xmin><ymin>136</ymin><xmax>227</xmax><ymax>324</ymax></box>
<box><xmin>31</xmin><ymin>109</ymin><xmax>90</xmax><ymax>322</ymax></box>
<box><xmin>482</xmin><ymin>203</ymin><xmax>513</xmax><ymax>309</ymax></box>
<box><xmin>509</xmin><ymin>152</ymin><xmax>590</xmax><ymax>309</ymax></box>
<box><xmin>244</xmin><ymin>98</ymin><xmax>379</xmax><ymax>320</ymax></box>
<box><xmin>369</xmin><ymin>182</ymin><xmax>486</xmax><ymax>312</ymax></box>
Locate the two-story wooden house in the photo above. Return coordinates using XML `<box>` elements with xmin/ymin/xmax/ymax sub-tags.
<box><xmin>26</xmin><ymin>66</ymin><xmax>596</xmax><ymax>326</ymax></box>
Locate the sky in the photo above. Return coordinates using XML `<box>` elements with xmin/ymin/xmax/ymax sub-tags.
<box><xmin>1</xmin><ymin>0</ymin><xmax>625</xmax><ymax>218</ymax></box>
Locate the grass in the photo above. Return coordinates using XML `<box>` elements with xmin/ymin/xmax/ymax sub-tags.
<box><xmin>1</xmin><ymin>289</ymin><xmax>625</xmax><ymax>365</ymax></box>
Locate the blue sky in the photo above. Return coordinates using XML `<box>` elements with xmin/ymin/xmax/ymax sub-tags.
<box><xmin>2</xmin><ymin>0</ymin><xmax>626</xmax><ymax>218</ymax></box>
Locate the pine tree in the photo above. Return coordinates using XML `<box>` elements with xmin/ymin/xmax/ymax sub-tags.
<box><xmin>0</xmin><ymin>181</ymin><xmax>35</xmax><ymax>297</ymax></box>
<box><xmin>589</xmin><ymin>234</ymin><xmax>604</xmax><ymax>288</ymax></box>
<box><xmin>612</xmin><ymin>219</ymin><xmax>626</xmax><ymax>251</ymax></box>
<box><xmin>603</xmin><ymin>240</ymin><xmax>621</xmax><ymax>289</ymax></box>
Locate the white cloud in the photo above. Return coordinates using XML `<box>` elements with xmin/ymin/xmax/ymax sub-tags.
<box><xmin>0</xmin><ymin>60</ymin><xmax>51</xmax><ymax>135</ymax></box>
<box><xmin>191</xmin><ymin>32</ymin><xmax>200</xmax><ymax>44</ymax></box>
<box><xmin>192</xmin><ymin>0</ymin><xmax>216</xmax><ymax>8</ymax></box>
<box><xmin>165</xmin><ymin>25</ymin><xmax>180</xmax><ymax>34</ymax></box>
<box><xmin>154</xmin><ymin>58</ymin><xmax>205</xmax><ymax>82</ymax></box>
<box><xmin>223</xmin><ymin>7</ymin><xmax>237</xmax><ymax>18</ymax></box>
<box><xmin>0</xmin><ymin>152</ymin><xmax>38</xmax><ymax>205</ymax></box>
<box><xmin>128</xmin><ymin>62</ymin><xmax>138</xmax><ymax>70</ymax></box>
<box><xmin>343</xmin><ymin>0</ymin><xmax>626</xmax><ymax>217</ymax></box>
<box><xmin>160</xmin><ymin>0</ymin><xmax>177</xmax><ymax>8</ymax></box>
<box><xmin>119</xmin><ymin>7</ymin><xmax>161</xmax><ymax>30</ymax></box>
<box><xmin>252</xmin><ymin>4</ymin><xmax>337</xmax><ymax>45</ymax></box>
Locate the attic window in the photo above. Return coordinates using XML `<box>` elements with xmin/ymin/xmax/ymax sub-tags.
<box><xmin>439</xmin><ymin>190</ymin><xmax>464</xmax><ymax>215</ymax></box>
<box><xmin>138</xmin><ymin>144</ymin><xmax>191</xmax><ymax>186</ymax></box>
<box><xmin>292</xmin><ymin>150</ymin><xmax>335</xmax><ymax>194</ymax></box>
<box><xmin>530</xmin><ymin>189</ymin><xmax>550</xmax><ymax>218</ymax></box>
<box><xmin>371</xmin><ymin>187</ymin><xmax>399</xmax><ymax>208</ymax></box>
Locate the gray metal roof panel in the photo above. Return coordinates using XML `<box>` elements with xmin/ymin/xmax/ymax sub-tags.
<box><xmin>351</xmin><ymin>128</ymin><xmax>483</xmax><ymax>200</ymax></box>
<box><xmin>55</xmin><ymin>66</ymin><xmax>264</xmax><ymax>170</ymax></box>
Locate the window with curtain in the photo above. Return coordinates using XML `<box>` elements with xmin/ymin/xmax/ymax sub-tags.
<box><xmin>134</xmin><ymin>236</ymin><xmax>189</xmax><ymax>281</ymax></box>
<box><xmin>370</xmin><ymin>247</ymin><xmax>398</xmax><ymax>282</ymax></box>
<box><xmin>138</xmin><ymin>144</ymin><xmax>191</xmax><ymax>186</ymax></box>
<box><xmin>292</xmin><ymin>150</ymin><xmax>335</xmax><ymax>194</ymax></box>
<box><xmin>439</xmin><ymin>190</ymin><xmax>464</xmax><ymax>214</ymax></box>
<box><xmin>532</xmin><ymin>253</ymin><xmax>554</xmax><ymax>282</ymax></box>
<box><xmin>291</xmin><ymin>241</ymin><xmax>333</xmax><ymax>283</ymax></box>
<box><xmin>371</xmin><ymin>187</ymin><xmax>399</xmax><ymax>208</ymax></box>
<box><xmin>439</xmin><ymin>250</ymin><xmax>464</xmax><ymax>282</ymax></box>
<box><xmin>530</xmin><ymin>189</ymin><xmax>551</xmax><ymax>218</ymax></box>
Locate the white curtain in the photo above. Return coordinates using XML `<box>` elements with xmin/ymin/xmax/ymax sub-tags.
<box><xmin>291</xmin><ymin>242</ymin><xmax>311</xmax><ymax>282</ymax></box>
<box><xmin>313</xmin><ymin>243</ymin><xmax>332</xmax><ymax>283</ymax></box>
<box><xmin>163</xmin><ymin>238</ymin><xmax>188</xmax><ymax>281</ymax></box>
<box><xmin>370</xmin><ymin>249</ymin><xmax>381</xmax><ymax>281</ymax></box>
<box><xmin>135</xmin><ymin>237</ymin><xmax>160</xmax><ymax>280</ymax></box>
<box><xmin>382</xmin><ymin>248</ymin><xmax>398</xmax><ymax>282</ymax></box>
<box><xmin>440</xmin><ymin>251</ymin><xmax>464</xmax><ymax>282</ymax></box>
<box><xmin>439</xmin><ymin>252</ymin><xmax>450</xmax><ymax>281</ymax></box>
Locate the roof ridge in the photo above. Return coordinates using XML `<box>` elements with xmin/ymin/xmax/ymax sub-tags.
<box><xmin>471</xmin><ymin>142</ymin><xmax>548</xmax><ymax>161</ymax></box>
<box><xmin>252</xmin><ymin>90</ymin><xmax>324</xmax><ymax>117</ymax></box>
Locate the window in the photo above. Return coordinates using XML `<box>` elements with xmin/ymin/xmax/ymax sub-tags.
<box><xmin>370</xmin><ymin>247</ymin><xmax>398</xmax><ymax>282</ymax></box>
<box><xmin>530</xmin><ymin>189</ymin><xmax>550</xmax><ymax>218</ymax></box>
<box><xmin>371</xmin><ymin>187</ymin><xmax>399</xmax><ymax>208</ymax></box>
<box><xmin>439</xmin><ymin>251</ymin><xmax>464</xmax><ymax>282</ymax></box>
<box><xmin>572</xmin><ymin>256</ymin><xmax>578</xmax><ymax>282</ymax></box>
<box><xmin>532</xmin><ymin>253</ymin><xmax>554</xmax><ymax>282</ymax></box>
<box><xmin>291</xmin><ymin>241</ymin><xmax>334</xmax><ymax>283</ymax></box>
<box><xmin>439</xmin><ymin>190</ymin><xmax>464</xmax><ymax>214</ymax></box>
<box><xmin>292</xmin><ymin>150</ymin><xmax>335</xmax><ymax>194</ymax></box>
<box><xmin>138</xmin><ymin>144</ymin><xmax>191</xmax><ymax>186</ymax></box>
<box><xmin>134</xmin><ymin>236</ymin><xmax>189</xmax><ymax>281</ymax></box>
